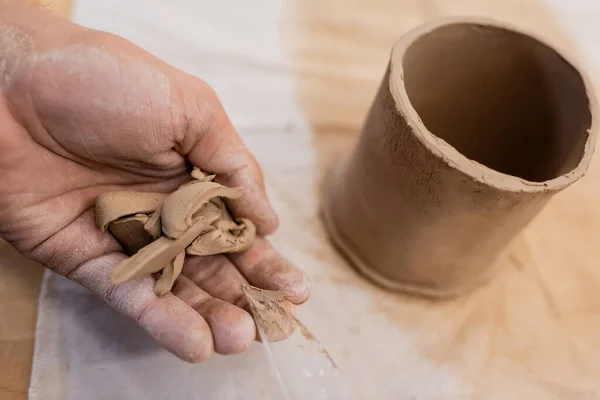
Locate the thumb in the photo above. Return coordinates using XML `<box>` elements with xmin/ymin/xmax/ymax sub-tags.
<box><xmin>175</xmin><ymin>81</ymin><xmax>278</xmax><ymax>235</ymax></box>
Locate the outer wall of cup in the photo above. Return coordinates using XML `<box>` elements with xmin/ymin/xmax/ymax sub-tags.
<box><xmin>320</xmin><ymin>20</ymin><xmax>595</xmax><ymax>298</ymax></box>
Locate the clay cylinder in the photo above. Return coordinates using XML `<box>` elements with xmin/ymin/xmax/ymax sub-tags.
<box><xmin>322</xmin><ymin>18</ymin><xmax>597</xmax><ymax>298</ymax></box>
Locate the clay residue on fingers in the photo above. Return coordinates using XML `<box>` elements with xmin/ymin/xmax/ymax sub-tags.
<box><xmin>95</xmin><ymin>168</ymin><xmax>257</xmax><ymax>296</ymax></box>
<box><xmin>242</xmin><ymin>284</ymin><xmax>340</xmax><ymax>360</ymax></box>
<box><xmin>241</xmin><ymin>284</ymin><xmax>296</xmax><ymax>342</ymax></box>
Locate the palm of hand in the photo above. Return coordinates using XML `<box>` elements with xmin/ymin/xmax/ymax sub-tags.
<box><xmin>0</xmin><ymin>28</ymin><xmax>309</xmax><ymax>361</ymax></box>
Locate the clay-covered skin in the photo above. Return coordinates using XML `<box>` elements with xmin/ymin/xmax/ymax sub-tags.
<box><xmin>97</xmin><ymin>168</ymin><xmax>257</xmax><ymax>296</ymax></box>
<box><xmin>322</xmin><ymin>18</ymin><xmax>597</xmax><ymax>297</ymax></box>
<box><xmin>0</xmin><ymin>0</ymin><xmax>310</xmax><ymax>362</ymax></box>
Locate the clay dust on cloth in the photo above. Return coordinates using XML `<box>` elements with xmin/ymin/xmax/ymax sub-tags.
<box><xmin>29</xmin><ymin>0</ymin><xmax>600</xmax><ymax>399</ymax></box>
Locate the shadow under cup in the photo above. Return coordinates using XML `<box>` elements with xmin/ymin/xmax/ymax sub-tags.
<box><xmin>322</xmin><ymin>19</ymin><xmax>596</xmax><ymax>298</ymax></box>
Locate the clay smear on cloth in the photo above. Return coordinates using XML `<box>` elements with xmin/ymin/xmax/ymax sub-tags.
<box><xmin>95</xmin><ymin>168</ymin><xmax>256</xmax><ymax>296</ymax></box>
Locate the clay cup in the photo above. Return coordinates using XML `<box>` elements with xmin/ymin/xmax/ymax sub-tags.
<box><xmin>322</xmin><ymin>18</ymin><xmax>598</xmax><ymax>298</ymax></box>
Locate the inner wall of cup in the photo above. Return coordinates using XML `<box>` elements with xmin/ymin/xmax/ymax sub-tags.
<box><xmin>402</xmin><ymin>23</ymin><xmax>592</xmax><ymax>182</ymax></box>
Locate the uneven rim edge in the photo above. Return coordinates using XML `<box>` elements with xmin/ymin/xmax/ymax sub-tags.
<box><xmin>389</xmin><ymin>16</ymin><xmax>599</xmax><ymax>194</ymax></box>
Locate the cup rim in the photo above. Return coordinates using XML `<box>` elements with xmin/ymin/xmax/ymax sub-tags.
<box><xmin>390</xmin><ymin>16</ymin><xmax>598</xmax><ymax>193</ymax></box>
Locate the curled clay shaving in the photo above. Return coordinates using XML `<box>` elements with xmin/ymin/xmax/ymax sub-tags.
<box><xmin>242</xmin><ymin>284</ymin><xmax>339</xmax><ymax>365</ymax></box>
<box><xmin>95</xmin><ymin>191</ymin><xmax>168</xmax><ymax>230</ymax></box>
<box><xmin>160</xmin><ymin>180</ymin><xmax>243</xmax><ymax>238</ymax></box>
<box><xmin>94</xmin><ymin>168</ymin><xmax>256</xmax><ymax>296</ymax></box>
<box><xmin>187</xmin><ymin>197</ymin><xmax>256</xmax><ymax>256</ymax></box>
<box><xmin>191</xmin><ymin>168</ymin><xmax>215</xmax><ymax>182</ymax></box>
<box><xmin>242</xmin><ymin>284</ymin><xmax>296</xmax><ymax>343</ymax></box>
<box><xmin>143</xmin><ymin>209</ymin><xmax>162</xmax><ymax>240</ymax></box>
<box><xmin>187</xmin><ymin>219</ymin><xmax>255</xmax><ymax>256</ymax></box>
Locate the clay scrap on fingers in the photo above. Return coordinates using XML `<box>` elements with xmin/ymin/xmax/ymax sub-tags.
<box><xmin>242</xmin><ymin>284</ymin><xmax>339</xmax><ymax>369</ymax></box>
<box><xmin>241</xmin><ymin>284</ymin><xmax>296</xmax><ymax>343</ymax></box>
<box><xmin>94</xmin><ymin>168</ymin><xmax>256</xmax><ymax>296</ymax></box>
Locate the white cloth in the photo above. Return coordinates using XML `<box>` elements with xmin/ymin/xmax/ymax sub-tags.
<box><xmin>29</xmin><ymin>0</ymin><xmax>600</xmax><ymax>399</ymax></box>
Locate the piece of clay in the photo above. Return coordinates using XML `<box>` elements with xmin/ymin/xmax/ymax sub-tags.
<box><xmin>322</xmin><ymin>18</ymin><xmax>597</xmax><ymax>298</ymax></box>
<box><xmin>154</xmin><ymin>251</ymin><xmax>185</xmax><ymax>296</ymax></box>
<box><xmin>109</xmin><ymin>218</ymin><xmax>213</xmax><ymax>284</ymax></box>
<box><xmin>108</xmin><ymin>214</ymin><xmax>152</xmax><ymax>255</ymax></box>
<box><xmin>160</xmin><ymin>180</ymin><xmax>243</xmax><ymax>239</ymax></box>
<box><xmin>190</xmin><ymin>168</ymin><xmax>215</xmax><ymax>182</ymax></box>
<box><xmin>95</xmin><ymin>191</ymin><xmax>168</xmax><ymax>230</ymax></box>
<box><xmin>187</xmin><ymin>196</ymin><xmax>256</xmax><ymax>256</ymax></box>
<box><xmin>143</xmin><ymin>207</ymin><xmax>162</xmax><ymax>240</ymax></box>
<box><xmin>241</xmin><ymin>284</ymin><xmax>296</xmax><ymax>343</ymax></box>
<box><xmin>95</xmin><ymin>168</ymin><xmax>257</xmax><ymax>295</ymax></box>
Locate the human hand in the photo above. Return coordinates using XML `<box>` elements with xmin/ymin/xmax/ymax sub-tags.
<box><xmin>0</xmin><ymin>1</ymin><xmax>310</xmax><ymax>362</ymax></box>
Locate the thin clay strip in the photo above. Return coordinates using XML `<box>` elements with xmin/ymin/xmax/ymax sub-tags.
<box><xmin>96</xmin><ymin>191</ymin><xmax>168</xmax><ymax>230</ymax></box>
<box><xmin>143</xmin><ymin>204</ymin><xmax>163</xmax><ymax>240</ymax></box>
<box><xmin>154</xmin><ymin>251</ymin><xmax>185</xmax><ymax>296</ymax></box>
<box><xmin>190</xmin><ymin>167</ymin><xmax>216</xmax><ymax>182</ymax></box>
<box><xmin>110</xmin><ymin>211</ymin><xmax>219</xmax><ymax>284</ymax></box>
